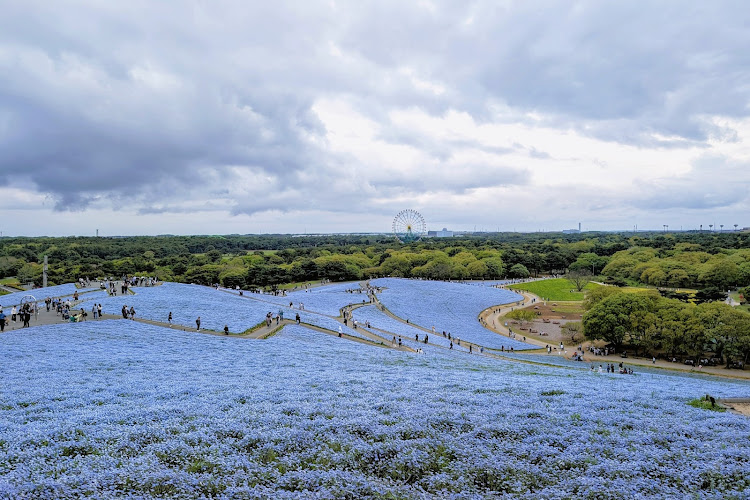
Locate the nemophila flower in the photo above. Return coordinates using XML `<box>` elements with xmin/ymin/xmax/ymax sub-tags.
<box><xmin>1</xmin><ymin>300</ymin><xmax>749</xmax><ymax>498</ymax></box>
<box><xmin>372</xmin><ymin>278</ymin><xmax>533</xmax><ymax>349</ymax></box>
<box><xmin>0</xmin><ymin>283</ymin><xmax>97</xmax><ymax>308</ymax></box>
<box><xmin>230</xmin><ymin>281</ymin><xmax>369</xmax><ymax>317</ymax></box>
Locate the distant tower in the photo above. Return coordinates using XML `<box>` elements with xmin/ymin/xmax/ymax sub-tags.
<box><xmin>96</xmin><ymin>229</ymin><xmax>99</xmax><ymax>237</ymax></box>
<box><xmin>578</xmin><ymin>222</ymin><xmax>581</xmax><ymax>232</ymax></box>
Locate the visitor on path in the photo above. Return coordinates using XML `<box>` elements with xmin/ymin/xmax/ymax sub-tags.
<box><xmin>196</xmin><ymin>317</ymin><xmax>201</xmax><ymax>330</ymax></box>
<box><xmin>295</xmin><ymin>313</ymin><xmax>300</xmax><ymax>324</ymax></box>
<box><xmin>424</xmin><ymin>335</ymin><xmax>428</xmax><ymax>344</ymax></box>
<box><xmin>224</xmin><ymin>325</ymin><xmax>229</xmax><ymax>335</ymax></box>
<box><xmin>449</xmin><ymin>342</ymin><xmax>453</xmax><ymax>350</ymax></box>
<box><xmin>11</xmin><ymin>306</ymin><xmax>17</xmax><ymax>323</ymax></box>
<box><xmin>168</xmin><ymin>312</ymin><xmax>172</xmax><ymax>324</ymax></box>
<box><xmin>92</xmin><ymin>304</ymin><xmax>98</xmax><ymax>319</ymax></box>
<box><xmin>129</xmin><ymin>306</ymin><xmax>135</xmax><ymax>320</ymax></box>
<box><xmin>0</xmin><ymin>311</ymin><xmax>5</xmax><ymax>332</ymax></box>
<box><xmin>97</xmin><ymin>304</ymin><xmax>102</xmax><ymax>318</ymax></box>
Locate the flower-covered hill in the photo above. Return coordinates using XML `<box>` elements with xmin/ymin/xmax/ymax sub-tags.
<box><xmin>0</xmin><ymin>283</ymin><xmax>97</xmax><ymax>308</ymax></box>
<box><xmin>1</xmin><ymin>320</ymin><xmax>749</xmax><ymax>498</ymax></box>
<box><xmin>372</xmin><ymin>278</ymin><xmax>533</xmax><ymax>350</ymax></box>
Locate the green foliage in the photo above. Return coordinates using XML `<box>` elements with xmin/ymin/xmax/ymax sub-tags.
<box><xmin>506</xmin><ymin>309</ymin><xmax>536</xmax><ymax>323</ymax></box>
<box><xmin>687</xmin><ymin>398</ymin><xmax>726</xmax><ymax>412</ymax></box>
<box><xmin>1</xmin><ymin>231</ymin><xmax>748</xmax><ymax>300</ymax></box>
<box><xmin>508</xmin><ymin>263</ymin><xmax>530</xmax><ymax>279</ymax></box>
<box><xmin>601</xmin><ymin>243</ymin><xmax>750</xmax><ymax>289</ymax></box>
<box><xmin>540</xmin><ymin>390</ymin><xmax>566</xmax><ymax>396</ymax></box>
<box><xmin>583</xmin><ymin>290</ymin><xmax>750</xmax><ymax>364</ymax></box>
<box><xmin>582</xmin><ymin>291</ymin><xmax>661</xmax><ymax>352</ymax></box>
<box><xmin>583</xmin><ymin>286</ymin><xmax>623</xmax><ymax>310</ymax></box>
<box><xmin>566</xmin><ymin>269</ymin><xmax>592</xmax><ymax>291</ymax></box>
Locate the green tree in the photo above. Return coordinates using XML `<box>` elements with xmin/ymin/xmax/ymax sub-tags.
<box><xmin>508</xmin><ymin>263</ymin><xmax>530</xmax><ymax>279</ymax></box>
<box><xmin>582</xmin><ymin>292</ymin><xmax>659</xmax><ymax>352</ymax></box>
<box><xmin>483</xmin><ymin>257</ymin><xmax>505</xmax><ymax>278</ymax></box>
<box><xmin>466</xmin><ymin>260</ymin><xmax>488</xmax><ymax>279</ymax></box>
<box><xmin>507</xmin><ymin>309</ymin><xmax>536</xmax><ymax>328</ymax></box>
<box><xmin>582</xmin><ymin>286</ymin><xmax>622</xmax><ymax>310</ymax></box>
<box><xmin>566</xmin><ymin>269</ymin><xmax>592</xmax><ymax>292</ymax></box>
<box><xmin>699</xmin><ymin>259</ymin><xmax>739</xmax><ymax>289</ymax></box>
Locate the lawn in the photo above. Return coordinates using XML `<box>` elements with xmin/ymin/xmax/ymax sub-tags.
<box><xmin>508</xmin><ymin>278</ymin><xmax>600</xmax><ymax>301</ymax></box>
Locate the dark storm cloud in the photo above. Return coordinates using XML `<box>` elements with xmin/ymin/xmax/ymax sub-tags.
<box><xmin>1</xmin><ymin>0</ymin><xmax>748</xmax><ymax>219</ymax></box>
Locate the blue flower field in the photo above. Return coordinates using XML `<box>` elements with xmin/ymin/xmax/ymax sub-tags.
<box><xmin>372</xmin><ymin>278</ymin><xmax>531</xmax><ymax>350</ymax></box>
<box><xmin>1</xmin><ymin>280</ymin><xmax>749</xmax><ymax>498</ymax></box>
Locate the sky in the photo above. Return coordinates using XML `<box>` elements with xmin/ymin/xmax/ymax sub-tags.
<box><xmin>1</xmin><ymin>0</ymin><xmax>749</xmax><ymax>236</ymax></box>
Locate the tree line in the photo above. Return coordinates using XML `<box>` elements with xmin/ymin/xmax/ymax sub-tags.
<box><xmin>581</xmin><ymin>287</ymin><xmax>750</xmax><ymax>368</ymax></box>
<box><xmin>0</xmin><ymin>231</ymin><xmax>748</xmax><ymax>292</ymax></box>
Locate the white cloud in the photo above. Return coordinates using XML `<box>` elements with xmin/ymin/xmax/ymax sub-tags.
<box><xmin>0</xmin><ymin>0</ymin><xmax>749</xmax><ymax>234</ymax></box>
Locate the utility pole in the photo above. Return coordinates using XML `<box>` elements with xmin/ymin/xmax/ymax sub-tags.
<box><xmin>43</xmin><ymin>255</ymin><xmax>48</xmax><ymax>288</ymax></box>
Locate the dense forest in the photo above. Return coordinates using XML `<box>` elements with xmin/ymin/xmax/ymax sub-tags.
<box><xmin>0</xmin><ymin>232</ymin><xmax>749</xmax><ymax>294</ymax></box>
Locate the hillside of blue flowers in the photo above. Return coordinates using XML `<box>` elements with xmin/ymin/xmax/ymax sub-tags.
<box><xmin>1</xmin><ymin>279</ymin><xmax>749</xmax><ymax>498</ymax></box>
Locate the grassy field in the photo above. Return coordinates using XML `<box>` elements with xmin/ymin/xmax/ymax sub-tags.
<box><xmin>508</xmin><ymin>278</ymin><xmax>600</xmax><ymax>301</ymax></box>
<box><xmin>543</xmin><ymin>302</ymin><xmax>585</xmax><ymax>314</ymax></box>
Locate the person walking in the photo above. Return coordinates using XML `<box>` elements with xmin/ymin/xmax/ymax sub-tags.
<box><xmin>168</xmin><ymin>312</ymin><xmax>172</xmax><ymax>324</ymax></box>
<box><xmin>224</xmin><ymin>324</ymin><xmax>229</xmax><ymax>335</ymax></box>
<box><xmin>196</xmin><ymin>316</ymin><xmax>201</xmax><ymax>330</ymax></box>
<box><xmin>0</xmin><ymin>311</ymin><xmax>6</xmax><ymax>332</ymax></box>
<box><xmin>97</xmin><ymin>304</ymin><xmax>102</xmax><ymax>319</ymax></box>
<box><xmin>11</xmin><ymin>306</ymin><xmax>17</xmax><ymax>323</ymax></box>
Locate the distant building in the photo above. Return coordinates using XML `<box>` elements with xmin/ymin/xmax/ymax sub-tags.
<box><xmin>427</xmin><ymin>228</ymin><xmax>454</xmax><ymax>238</ymax></box>
<box><xmin>563</xmin><ymin>222</ymin><xmax>582</xmax><ymax>234</ymax></box>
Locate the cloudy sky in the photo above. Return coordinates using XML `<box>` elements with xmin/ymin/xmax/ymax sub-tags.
<box><xmin>1</xmin><ymin>1</ymin><xmax>749</xmax><ymax>236</ymax></box>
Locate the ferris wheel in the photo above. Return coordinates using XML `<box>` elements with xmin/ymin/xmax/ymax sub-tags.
<box><xmin>392</xmin><ymin>209</ymin><xmax>427</xmax><ymax>242</ymax></box>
